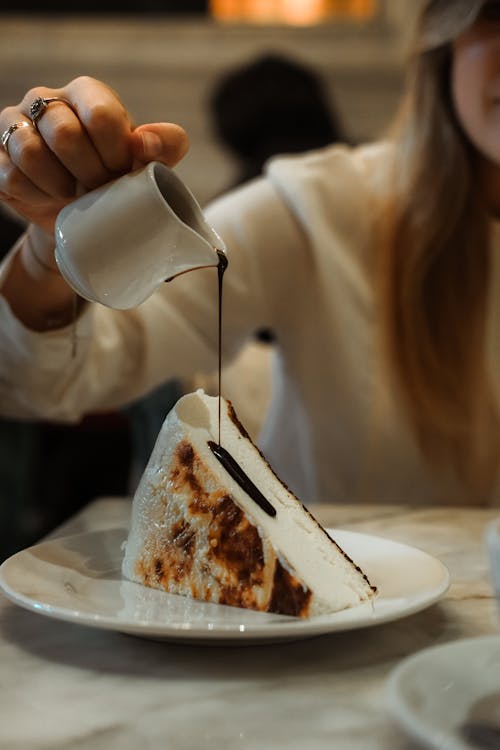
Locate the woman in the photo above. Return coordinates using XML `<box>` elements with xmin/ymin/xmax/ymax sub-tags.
<box><xmin>0</xmin><ymin>0</ymin><xmax>498</xmax><ymax>506</ymax></box>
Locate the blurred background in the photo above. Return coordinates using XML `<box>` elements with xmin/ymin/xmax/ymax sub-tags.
<box><xmin>0</xmin><ymin>0</ymin><xmax>412</xmax><ymax>558</ymax></box>
<box><xmin>0</xmin><ymin>1</ymin><xmax>411</xmax><ymax>203</ymax></box>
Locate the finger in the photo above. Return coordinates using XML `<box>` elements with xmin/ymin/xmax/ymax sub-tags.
<box><xmin>0</xmin><ymin>128</ymin><xmax>69</xmax><ymax>232</ymax></box>
<box><xmin>0</xmin><ymin>161</ymin><xmax>70</xmax><ymax>231</ymax></box>
<box><xmin>0</xmin><ymin>116</ymin><xmax>75</xmax><ymax>201</ymax></box>
<box><xmin>62</xmin><ymin>76</ymin><xmax>134</xmax><ymax>174</ymax></box>
<box><xmin>131</xmin><ymin>123</ymin><xmax>189</xmax><ymax>167</ymax></box>
<box><xmin>0</xmin><ymin>193</ymin><xmax>59</xmax><ymax>234</ymax></box>
<box><xmin>21</xmin><ymin>97</ymin><xmax>111</xmax><ymax>191</ymax></box>
<box><xmin>19</xmin><ymin>81</ymin><xmax>131</xmax><ymax>186</ymax></box>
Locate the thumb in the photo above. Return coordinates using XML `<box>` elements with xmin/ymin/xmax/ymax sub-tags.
<box><xmin>131</xmin><ymin>123</ymin><xmax>189</xmax><ymax>168</ymax></box>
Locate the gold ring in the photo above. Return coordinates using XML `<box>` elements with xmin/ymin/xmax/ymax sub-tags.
<box><xmin>29</xmin><ymin>96</ymin><xmax>73</xmax><ymax>131</ymax></box>
<box><xmin>0</xmin><ymin>121</ymin><xmax>31</xmax><ymax>157</ymax></box>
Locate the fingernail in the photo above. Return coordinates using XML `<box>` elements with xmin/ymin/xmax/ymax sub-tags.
<box><xmin>141</xmin><ymin>131</ymin><xmax>162</xmax><ymax>158</ymax></box>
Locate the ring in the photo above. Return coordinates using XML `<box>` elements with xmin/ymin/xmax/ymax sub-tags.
<box><xmin>29</xmin><ymin>96</ymin><xmax>72</xmax><ymax>131</ymax></box>
<box><xmin>0</xmin><ymin>121</ymin><xmax>31</xmax><ymax>157</ymax></box>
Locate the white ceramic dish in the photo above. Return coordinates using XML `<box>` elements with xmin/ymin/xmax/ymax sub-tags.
<box><xmin>0</xmin><ymin>528</ymin><xmax>449</xmax><ymax>644</ymax></box>
<box><xmin>386</xmin><ymin>635</ymin><xmax>500</xmax><ymax>750</ymax></box>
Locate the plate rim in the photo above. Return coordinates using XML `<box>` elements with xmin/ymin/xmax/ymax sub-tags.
<box><xmin>0</xmin><ymin>527</ymin><xmax>450</xmax><ymax>642</ymax></box>
<box><xmin>385</xmin><ymin>634</ymin><xmax>500</xmax><ymax>750</ymax></box>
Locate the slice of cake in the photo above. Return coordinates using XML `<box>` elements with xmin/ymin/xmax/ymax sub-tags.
<box><xmin>122</xmin><ymin>390</ymin><xmax>376</xmax><ymax>617</ymax></box>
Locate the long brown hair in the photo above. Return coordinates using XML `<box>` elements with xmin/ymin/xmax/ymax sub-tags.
<box><xmin>379</xmin><ymin>0</ymin><xmax>500</xmax><ymax>494</ymax></box>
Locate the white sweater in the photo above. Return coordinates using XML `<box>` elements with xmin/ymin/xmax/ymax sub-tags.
<box><xmin>1</xmin><ymin>142</ymin><xmax>499</xmax><ymax>506</ymax></box>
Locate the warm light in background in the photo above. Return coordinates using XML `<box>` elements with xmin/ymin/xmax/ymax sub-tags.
<box><xmin>210</xmin><ymin>0</ymin><xmax>377</xmax><ymax>25</ymax></box>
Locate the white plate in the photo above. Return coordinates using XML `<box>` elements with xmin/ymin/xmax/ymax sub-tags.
<box><xmin>386</xmin><ymin>635</ymin><xmax>500</xmax><ymax>750</ymax></box>
<box><xmin>0</xmin><ymin>528</ymin><xmax>449</xmax><ymax>644</ymax></box>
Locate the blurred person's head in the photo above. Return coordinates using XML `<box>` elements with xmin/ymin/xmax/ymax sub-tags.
<box><xmin>209</xmin><ymin>53</ymin><xmax>345</xmax><ymax>185</ymax></box>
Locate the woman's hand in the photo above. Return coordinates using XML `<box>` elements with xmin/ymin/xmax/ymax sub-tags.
<box><xmin>0</xmin><ymin>76</ymin><xmax>189</xmax><ymax>235</ymax></box>
<box><xmin>0</xmin><ymin>76</ymin><xmax>189</xmax><ymax>331</ymax></box>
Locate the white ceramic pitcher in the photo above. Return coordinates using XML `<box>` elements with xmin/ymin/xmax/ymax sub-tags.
<box><xmin>55</xmin><ymin>161</ymin><xmax>225</xmax><ymax>309</ymax></box>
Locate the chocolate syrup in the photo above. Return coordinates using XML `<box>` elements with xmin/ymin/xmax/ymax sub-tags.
<box><xmin>208</xmin><ymin>441</ymin><xmax>277</xmax><ymax>517</ymax></box>
<box><xmin>165</xmin><ymin>249</ymin><xmax>227</xmax><ymax>442</ymax></box>
<box><xmin>166</xmin><ymin>247</ymin><xmax>275</xmax><ymax>518</ymax></box>
<box><xmin>216</xmin><ymin>249</ymin><xmax>228</xmax><ymax>444</ymax></box>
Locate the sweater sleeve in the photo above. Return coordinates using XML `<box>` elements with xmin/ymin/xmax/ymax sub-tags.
<box><xmin>0</xmin><ymin>175</ymin><xmax>306</xmax><ymax>422</ymax></box>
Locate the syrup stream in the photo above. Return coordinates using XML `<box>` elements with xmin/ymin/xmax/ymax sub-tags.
<box><xmin>165</xmin><ymin>250</ymin><xmax>227</xmax><ymax>444</ymax></box>
<box><xmin>166</xmin><ymin>248</ymin><xmax>276</xmax><ymax>517</ymax></box>
<box><xmin>216</xmin><ymin>249</ymin><xmax>228</xmax><ymax>445</ymax></box>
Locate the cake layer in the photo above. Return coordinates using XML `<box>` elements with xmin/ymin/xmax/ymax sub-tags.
<box><xmin>122</xmin><ymin>390</ymin><xmax>376</xmax><ymax>617</ymax></box>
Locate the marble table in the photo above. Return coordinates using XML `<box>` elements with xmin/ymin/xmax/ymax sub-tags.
<box><xmin>0</xmin><ymin>498</ymin><xmax>498</xmax><ymax>750</ymax></box>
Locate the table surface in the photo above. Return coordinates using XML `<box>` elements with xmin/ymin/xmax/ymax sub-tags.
<box><xmin>0</xmin><ymin>497</ymin><xmax>498</xmax><ymax>750</ymax></box>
